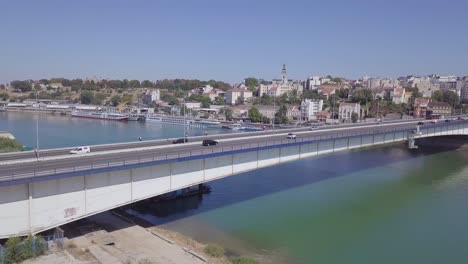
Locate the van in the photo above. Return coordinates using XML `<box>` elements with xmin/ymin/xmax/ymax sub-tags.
<box><xmin>70</xmin><ymin>146</ymin><xmax>91</xmax><ymax>154</ymax></box>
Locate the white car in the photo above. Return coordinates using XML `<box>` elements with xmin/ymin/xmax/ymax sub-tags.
<box><xmin>70</xmin><ymin>146</ymin><xmax>91</xmax><ymax>154</ymax></box>
<box><xmin>286</xmin><ymin>133</ymin><xmax>297</xmax><ymax>139</ymax></box>
<box><xmin>430</xmin><ymin>119</ymin><xmax>438</xmax><ymax>124</ymax></box>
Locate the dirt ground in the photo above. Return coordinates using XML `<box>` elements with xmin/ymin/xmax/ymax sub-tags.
<box><xmin>24</xmin><ymin>210</ymin><xmax>233</xmax><ymax>264</ymax></box>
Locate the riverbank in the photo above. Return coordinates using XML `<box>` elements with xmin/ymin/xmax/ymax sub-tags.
<box><xmin>24</xmin><ymin>209</ymin><xmax>263</xmax><ymax>264</ymax></box>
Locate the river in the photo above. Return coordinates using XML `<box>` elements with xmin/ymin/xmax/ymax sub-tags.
<box><xmin>2</xmin><ymin>112</ymin><xmax>468</xmax><ymax>263</ymax></box>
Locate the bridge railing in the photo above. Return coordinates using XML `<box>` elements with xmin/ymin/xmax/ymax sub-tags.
<box><xmin>1</xmin><ymin>120</ymin><xmax>468</xmax><ymax>183</ymax></box>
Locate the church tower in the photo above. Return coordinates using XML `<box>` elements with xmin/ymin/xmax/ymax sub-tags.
<box><xmin>282</xmin><ymin>64</ymin><xmax>287</xmax><ymax>84</ymax></box>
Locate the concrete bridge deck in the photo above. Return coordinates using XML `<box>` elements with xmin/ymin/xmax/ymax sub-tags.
<box><xmin>0</xmin><ymin>119</ymin><xmax>467</xmax><ymax>238</ymax></box>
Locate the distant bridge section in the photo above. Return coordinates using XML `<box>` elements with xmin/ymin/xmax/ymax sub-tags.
<box><xmin>0</xmin><ymin>119</ymin><xmax>467</xmax><ymax>238</ymax></box>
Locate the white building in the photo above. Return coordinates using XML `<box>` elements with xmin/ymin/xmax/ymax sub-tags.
<box><xmin>301</xmin><ymin>99</ymin><xmax>323</xmax><ymax>121</ymax></box>
<box><xmin>183</xmin><ymin>101</ymin><xmax>201</xmax><ymax>109</ymax></box>
<box><xmin>338</xmin><ymin>103</ymin><xmax>361</xmax><ymax>121</ymax></box>
<box><xmin>306</xmin><ymin>76</ymin><xmax>322</xmax><ymax>90</ymax></box>
<box><xmin>225</xmin><ymin>88</ymin><xmax>253</xmax><ymax>105</ymax></box>
<box><xmin>151</xmin><ymin>89</ymin><xmax>160</xmax><ymax>102</ymax></box>
<box><xmin>257</xmin><ymin>64</ymin><xmax>302</xmax><ymax>97</ymax></box>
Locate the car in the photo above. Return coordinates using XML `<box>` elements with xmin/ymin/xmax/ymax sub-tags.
<box><xmin>445</xmin><ymin>119</ymin><xmax>451</xmax><ymax>123</ymax></box>
<box><xmin>417</xmin><ymin>121</ymin><xmax>424</xmax><ymax>126</ymax></box>
<box><xmin>202</xmin><ymin>139</ymin><xmax>218</xmax><ymax>146</ymax></box>
<box><xmin>172</xmin><ymin>138</ymin><xmax>188</xmax><ymax>144</ymax></box>
<box><xmin>70</xmin><ymin>146</ymin><xmax>91</xmax><ymax>154</ymax></box>
<box><xmin>286</xmin><ymin>133</ymin><xmax>297</xmax><ymax>139</ymax></box>
<box><xmin>457</xmin><ymin>117</ymin><xmax>464</xmax><ymax>120</ymax></box>
<box><xmin>430</xmin><ymin>120</ymin><xmax>438</xmax><ymax>124</ymax></box>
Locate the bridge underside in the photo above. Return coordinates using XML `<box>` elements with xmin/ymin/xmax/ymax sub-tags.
<box><xmin>0</xmin><ymin>123</ymin><xmax>467</xmax><ymax>238</ymax></box>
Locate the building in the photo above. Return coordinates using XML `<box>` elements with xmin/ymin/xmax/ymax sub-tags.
<box><xmin>367</xmin><ymin>78</ymin><xmax>381</xmax><ymax>89</ymax></box>
<box><xmin>317</xmin><ymin>85</ymin><xmax>338</xmax><ymax>99</ymax></box>
<box><xmin>257</xmin><ymin>64</ymin><xmax>302</xmax><ymax>97</ymax></box>
<box><xmin>306</xmin><ymin>76</ymin><xmax>321</xmax><ymax>90</ymax></box>
<box><xmin>428</xmin><ymin>101</ymin><xmax>452</xmax><ymax>117</ymax></box>
<box><xmin>301</xmin><ymin>99</ymin><xmax>323</xmax><ymax>121</ymax></box>
<box><xmin>461</xmin><ymin>82</ymin><xmax>468</xmax><ymax>101</ymax></box>
<box><xmin>256</xmin><ymin>105</ymin><xmax>301</xmax><ymax>120</ymax></box>
<box><xmin>338</xmin><ymin>103</ymin><xmax>361</xmax><ymax>121</ymax></box>
<box><xmin>392</xmin><ymin>88</ymin><xmax>405</xmax><ymax>104</ymax></box>
<box><xmin>151</xmin><ymin>89</ymin><xmax>160</xmax><ymax>102</ymax></box>
<box><xmin>413</xmin><ymin>98</ymin><xmax>430</xmax><ymax>118</ymax></box>
<box><xmin>415</xmin><ymin>77</ymin><xmax>439</xmax><ymax>98</ymax></box>
<box><xmin>182</xmin><ymin>101</ymin><xmax>201</xmax><ymax>109</ymax></box>
<box><xmin>316</xmin><ymin>111</ymin><xmax>331</xmax><ymax>122</ymax></box>
<box><xmin>225</xmin><ymin>88</ymin><xmax>253</xmax><ymax>105</ymax></box>
<box><xmin>206</xmin><ymin>89</ymin><xmax>225</xmax><ymax>102</ymax></box>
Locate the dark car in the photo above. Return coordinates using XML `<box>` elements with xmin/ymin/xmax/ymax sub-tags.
<box><xmin>172</xmin><ymin>138</ymin><xmax>188</xmax><ymax>144</ymax></box>
<box><xmin>417</xmin><ymin>121</ymin><xmax>424</xmax><ymax>126</ymax></box>
<box><xmin>457</xmin><ymin>117</ymin><xmax>464</xmax><ymax>120</ymax></box>
<box><xmin>445</xmin><ymin>119</ymin><xmax>451</xmax><ymax>122</ymax></box>
<box><xmin>202</xmin><ymin>139</ymin><xmax>218</xmax><ymax>146</ymax></box>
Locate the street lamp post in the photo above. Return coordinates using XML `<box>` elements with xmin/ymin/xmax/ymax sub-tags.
<box><xmin>35</xmin><ymin>88</ymin><xmax>39</xmax><ymax>160</ymax></box>
<box><xmin>273</xmin><ymin>96</ymin><xmax>276</xmax><ymax>130</ymax></box>
<box><xmin>183</xmin><ymin>98</ymin><xmax>187</xmax><ymax>141</ymax></box>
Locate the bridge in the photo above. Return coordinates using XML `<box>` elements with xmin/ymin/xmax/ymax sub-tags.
<box><xmin>0</xmin><ymin>119</ymin><xmax>467</xmax><ymax>238</ymax></box>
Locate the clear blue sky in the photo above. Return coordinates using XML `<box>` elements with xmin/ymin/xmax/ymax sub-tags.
<box><xmin>1</xmin><ymin>0</ymin><xmax>467</xmax><ymax>84</ymax></box>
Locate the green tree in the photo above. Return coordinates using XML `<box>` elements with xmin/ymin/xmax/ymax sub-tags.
<box><xmin>351</xmin><ymin>112</ymin><xmax>359</xmax><ymax>123</ymax></box>
<box><xmin>248</xmin><ymin>107</ymin><xmax>263</xmax><ymax>122</ymax></box>
<box><xmin>351</xmin><ymin>89</ymin><xmax>373</xmax><ymax>105</ymax></box>
<box><xmin>11</xmin><ymin>80</ymin><xmax>32</xmax><ymax>92</ymax></box>
<box><xmin>141</xmin><ymin>80</ymin><xmax>154</xmax><ymax>88</ymax></box>
<box><xmin>244</xmin><ymin>77</ymin><xmax>259</xmax><ymax>92</ymax></box>
<box><xmin>80</xmin><ymin>90</ymin><xmax>94</xmax><ymax>104</ymax></box>
<box><xmin>332</xmin><ymin>77</ymin><xmax>343</xmax><ymax>83</ymax></box>
<box><xmin>92</xmin><ymin>93</ymin><xmax>107</xmax><ymax>105</ymax></box>
<box><xmin>275</xmin><ymin>105</ymin><xmax>289</xmax><ymax>124</ymax></box>
<box><xmin>111</xmin><ymin>95</ymin><xmax>122</xmax><ymax>106</ymax></box>
<box><xmin>213</xmin><ymin>96</ymin><xmax>225</xmax><ymax>105</ymax></box>
<box><xmin>129</xmin><ymin>80</ymin><xmax>141</xmax><ymax>88</ymax></box>
<box><xmin>224</xmin><ymin>107</ymin><xmax>233</xmax><ymax>120</ymax></box>
<box><xmin>0</xmin><ymin>92</ymin><xmax>9</xmax><ymax>101</ymax></box>
<box><xmin>432</xmin><ymin>90</ymin><xmax>443</xmax><ymax>101</ymax></box>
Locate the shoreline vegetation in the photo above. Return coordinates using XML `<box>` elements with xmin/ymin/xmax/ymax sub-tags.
<box><xmin>0</xmin><ymin>137</ymin><xmax>24</xmax><ymax>153</ymax></box>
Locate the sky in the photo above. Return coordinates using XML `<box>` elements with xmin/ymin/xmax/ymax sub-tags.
<box><xmin>1</xmin><ymin>0</ymin><xmax>468</xmax><ymax>84</ymax></box>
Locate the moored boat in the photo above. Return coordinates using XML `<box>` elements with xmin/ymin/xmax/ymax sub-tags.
<box><xmin>71</xmin><ymin>111</ymin><xmax>129</xmax><ymax>121</ymax></box>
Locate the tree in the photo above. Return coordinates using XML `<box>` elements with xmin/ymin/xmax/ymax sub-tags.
<box><xmin>432</xmin><ymin>90</ymin><xmax>443</xmax><ymax>102</ymax></box>
<box><xmin>332</xmin><ymin>77</ymin><xmax>343</xmax><ymax>83</ymax></box>
<box><xmin>80</xmin><ymin>90</ymin><xmax>94</xmax><ymax>104</ymax></box>
<box><xmin>335</xmin><ymin>88</ymin><xmax>349</xmax><ymax>99</ymax></box>
<box><xmin>244</xmin><ymin>77</ymin><xmax>259</xmax><ymax>92</ymax></box>
<box><xmin>248</xmin><ymin>107</ymin><xmax>263</xmax><ymax>122</ymax></box>
<box><xmin>129</xmin><ymin>80</ymin><xmax>141</xmax><ymax>88</ymax></box>
<box><xmin>275</xmin><ymin>105</ymin><xmax>289</xmax><ymax>124</ymax></box>
<box><xmin>351</xmin><ymin>112</ymin><xmax>359</xmax><ymax>123</ymax></box>
<box><xmin>224</xmin><ymin>108</ymin><xmax>233</xmax><ymax>120</ymax></box>
<box><xmin>141</xmin><ymin>80</ymin><xmax>154</xmax><ymax>88</ymax></box>
<box><xmin>11</xmin><ymin>80</ymin><xmax>32</xmax><ymax>92</ymax></box>
<box><xmin>214</xmin><ymin>96</ymin><xmax>225</xmax><ymax>105</ymax></box>
<box><xmin>110</xmin><ymin>95</ymin><xmax>122</xmax><ymax>106</ymax></box>
<box><xmin>0</xmin><ymin>92</ymin><xmax>9</xmax><ymax>101</ymax></box>
<box><xmin>92</xmin><ymin>93</ymin><xmax>107</xmax><ymax>105</ymax></box>
<box><xmin>351</xmin><ymin>89</ymin><xmax>373</xmax><ymax>105</ymax></box>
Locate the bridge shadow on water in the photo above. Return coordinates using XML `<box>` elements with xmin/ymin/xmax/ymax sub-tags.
<box><xmin>123</xmin><ymin>136</ymin><xmax>468</xmax><ymax>227</ymax></box>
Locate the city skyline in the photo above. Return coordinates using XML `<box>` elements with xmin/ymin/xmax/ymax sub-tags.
<box><xmin>1</xmin><ymin>0</ymin><xmax>468</xmax><ymax>83</ymax></box>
